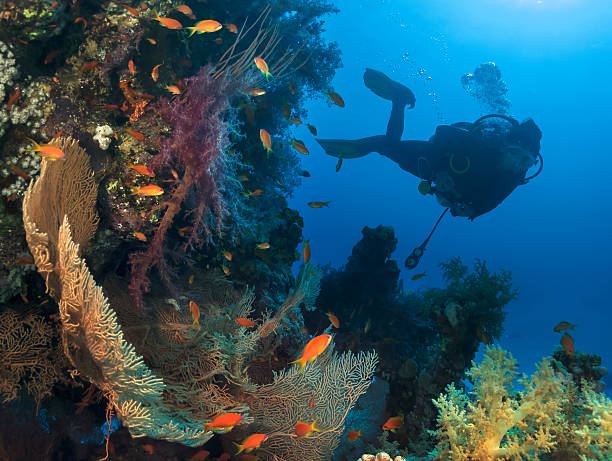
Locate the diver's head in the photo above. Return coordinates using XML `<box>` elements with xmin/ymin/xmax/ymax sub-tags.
<box><xmin>509</xmin><ymin>118</ymin><xmax>542</xmax><ymax>154</ymax></box>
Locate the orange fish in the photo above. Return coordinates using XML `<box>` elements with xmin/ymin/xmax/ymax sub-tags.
<box><xmin>259</xmin><ymin>129</ymin><xmax>272</xmax><ymax>155</ymax></box>
<box><xmin>223</xmin><ymin>251</ymin><xmax>232</xmax><ymax>261</ymax></box>
<box><xmin>187</xmin><ymin>19</ymin><xmax>222</xmax><ymax>37</ymax></box>
<box><xmin>308</xmin><ymin>398</ymin><xmax>314</xmax><ymax>408</ymax></box>
<box><xmin>561</xmin><ymin>333</ymin><xmax>574</xmax><ymax>355</ymax></box>
<box><xmin>189</xmin><ymin>450</ymin><xmax>210</xmax><ymax>461</ymax></box>
<box><xmin>303</xmin><ymin>240</ymin><xmax>311</xmax><ymax>263</ymax></box>
<box><xmin>176</xmin><ymin>5</ymin><xmax>195</xmax><ymax>18</ymax></box>
<box><xmin>151</xmin><ymin>63</ymin><xmax>162</xmax><ymax>82</ymax></box>
<box><xmin>225</xmin><ymin>23</ymin><xmax>238</xmax><ymax>33</ymax></box>
<box><xmin>234</xmin><ymin>434</ymin><xmax>268</xmax><ymax>454</ymax></box>
<box><xmin>6</xmin><ymin>89</ymin><xmax>21</xmax><ymax>109</ymax></box>
<box><xmin>44</xmin><ymin>50</ymin><xmax>59</xmax><ymax>65</ymax></box>
<box><xmin>126</xmin><ymin>127</ymin><xmax>145</xmax><ymax>141</ymax></box>
<box><xmin>245</xmin><ymin>88</ymin><xmax>266</xmax><ymax>96</ymax></box>
<box><xmin>347</xmin><ymin>429</ymin><xmax>362</xmax><ymax>442</ymax></box>
<box><xmin>128</xmin><ymin>59</ymin><xmax>136</xmax><ymax>75</ymax></box>
<box><xmin>327</xmin><ymin>313</ymin><xmax>339</xmax><ymax>328</ymax></box>
<box><xmin>100</xmin><ymin>104</ymin><xmax>119</xmax><ymax>110</ymax></box>
<box><xmin>382</xmin><ymin>415</ymin><xmax>403</xmax><ymax>432</ymax></box>
<box><xmin>411</xmin><ymin>272</ymin><xmax>426</xmax><ymax>281</ymax></box>
<box><xmin>146</xmin><ymin>38</ymin><xmax>157</xmax><ymax>45</ymax></box>
<box><xmin>236</xmin><ymin>318</ymin><xmax>256</xmax><ymax>328</ymax></box>
<box><xmin>254</xmin><ymin>57</ymin><xmax>271</xmax><ymax>79</ymax></box>
<box><xmin>134</xmin><ymin>231</ymin><xmax>147</xmax><ymax>241</ymax></box>
<box><xmin>249</xmin><ymin>189</ymin><xmax>263</xmax><ymax>197</ymax></box>
<box><xmin>80</xmin><ymin>61</ymin><xmax>99</xmax><ymax>71</ymax></box>
<box><xmin>153</xmin><ymin>12</ymin><xmax>182</xmax><ymax>29</ymax></box>
<box><xmin>288</xmin><ymin>118</ymin><xmax>302</xmax><ymax>125</ymax></box>
<box><xmin>189</xmin><ymin>300</ymin><xmax>200</xmax><ymax>327</ymax></box>
<box><xmin>307</xmin><ymin>201</ymin><xmax>331</xmax><ymax>209</ymax></box>
<box><xmin>294</xmin><ymin>420</ymin><xmax>320</xmax><ymax>438</ymax></box>
<box><xmin>221</xmin><ymin>265</ymin><xmax>230</xmax><ymax>276</ymax></box>
<box><xmin>13</xmin><ymin>257</ymin><xmax>34</xmax><ymax>265</ymax></box>
<box><xmin>142</xmin><ymin>444</ymin><xmax>155</xmax><ymax>454</ymax></box>
<box><xmin>554</xmin><ymin>321</ymin><xmax>577</xmax><ymax>333</ymax></box>
<box><xmin>290</xmin><ymin>139</ymin><xmax>309</xmax><ymax>155</ymax></box>
<box><xmin>131</xmin><ymin>184</ymin><xmax>164</xmax><ymax>196</ymax></box>
<box><xmin>217</xmin><ymin>454</ymin><xmax>231</xmax><ymax>461</ymax></box>
<box><xmin>255</xmin><ymin>242</ymin><xmax>270</xmax><ymax>250</ymax></box>
<box><xmin>288</xmin><ymin>81</ymin><xmax>296</xmax><ymax>95</ymax></box>
<box><xmin>326</xmin><ymin>90</ymin><xmax>345</xmax><ymax>107</ymax></box>
<box><xmin>121</xmin><ymin>4</ymin><xmax>140</xmax><ymax>16</ymax></box>
<box><xmin>25</xmin><ymin>138</ymin><xmax>65</xmax><ymax>160</ymax></box>
<box><xmin>74</xmin><ymin>17</ymin><xmax>87</xmax><ymax>28</ymax></box>
<box><xmin>476</xmin><ymin>325</ymin><xmax>491</xmax><ymax>345</ymax></box>
<box><xmin>9</xmin><ymin>164</ymin><xmax>31</xmax><ymax>180</ymax></box>
<box><xmin>52</xmin><ymin>129</ymin><xmax>64</xmax><ymax>139</ymax></box>
<box><xmin>189</xmin><ymin>274</ymin><xmax>195</xmax><ymax>284</ymax></box>
<box><xmin>128</xmin><ymin>163</ymin><xmax>155</xmax><ymax>177</ymax></box>
<box><xmin>290</xmin><ymin>334</ymin><xmax>332</xmax><ymax>372</ymax></box>
<box><xmin>166</xmin><ymin>85</ymin><xmax>181</xmax><ymax>95</ymax></box>
<box><xmin>205</xmin><ymin>412</ymin><xmax>244</xmax><ymax>432</ymax></box>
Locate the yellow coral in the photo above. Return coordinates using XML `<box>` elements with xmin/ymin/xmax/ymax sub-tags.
<box><xmin>432</xmin><ymin>345</ymin><xmax>564</xmax><ymax>460</ymax></box>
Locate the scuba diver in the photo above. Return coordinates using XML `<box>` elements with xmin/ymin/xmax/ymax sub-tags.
<box><xmin>316</xmin><ymin>68</ymin><xmax>543</xmax><ymax>269</ymax></box>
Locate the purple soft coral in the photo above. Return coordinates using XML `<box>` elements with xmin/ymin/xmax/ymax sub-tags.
<box><xmin>129</xmin><ymin>66</ymin><xmax>244</xmax><ymax>308</ymax></box>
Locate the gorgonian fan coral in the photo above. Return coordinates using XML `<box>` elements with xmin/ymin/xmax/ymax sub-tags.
<box><xmin>128</xmin><ymin>66</ymin><xmax>246</xmax><ymax>308</ymax></box>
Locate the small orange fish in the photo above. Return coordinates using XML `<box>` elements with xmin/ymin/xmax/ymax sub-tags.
<box><xmin>476</xmin><ymin>325</ymin><xmax>491</xmax><ymax>345</ymax></box>
<box><xmin>254</xmin><ymin>57</ymin><xmax>271</xmax><ymax>79</ymax></box>
<box><xmin>142</xmin><ymin>444</ymin><xmax>155</xmax><ymax>454</ymax></box>
<box><xmin>13</xmin><ymin>257</ymin><xmax>34</xmax><ymax>265</ymax></box>
<box><xmin>327</xmin><ymin>312</ymin><xmax>339</xmax><ymax>328</ymax></box>
<box><xmin>134</xmin><ymin>231</ymin><xmax>147</xmax><ymax>241</ymax></box>
<box><xmin>223</xmin><ymin>251</ymin><xmax>232</xmax><ymax>261</ymax></box>
<box><xmin>153</xmin><ymin>12</ymin><xmax>182</xmax><ymax>29</ymax></box>
<box><xmin>6</xmin><ymin>89</ymin><xmax>21</xmax><ymax>109</ymax></box>
<box><xmin>187</xmin><ymin>19</ymin><xmax>222</xmax><ymax>37</ymax></box>
<box><xmin>189</xmin><ymin>300</ymin><xmax>200</xmax><ymax>327</ymax></box>
<box><xmin>308</xmin><ymin>398</ymin><xmax>314</xmax><ymax>408</ymax></box>
<box><xmin>554</xmin><ymin>321</ymin><xmax>577</xmax><ymax>333</ymax></box>
<box><xmin>9</xmin><ymin>164</ymin><xmax>31</xmax><ymax>180</ymax></box>
<box><xmin>44</xmin><ymin>50</ymin><xmax>59</xmax><ymax>65</ymax></box>
<box><xmin>288</xmin><ymin>81</ymin><xmax>296</xmax><ymax>95</ymax></box>
<box><xmin>128</xmin><ymin>59</ymin><xmax>136</xmax><ymax>75</ymax></box>
<box><xmin>188</xmin><ymin>274</ymin><xmax>195</xmax><ymax>284</ymax></box>
<box><xmin>294</xmin><ymin>420</ymin><xmax>320</xmax><ymax>438</ymax></box>
<box><xmin>561</xmin><ymin>333</ymin><xmax>574</xmax><ymax>355</ymax></box>
<box><xmin>221</xmin><ymin>265</ymin><xmax>230</xmax><ymax>276</ymax></box>
<box><xmin>307</xmin><ymin>201</ymin><xmax>331</xmax><ymax>209</ymax></box>
<box><xmin>382</xmin><ymin>415</ymin><xmax>403</xmax><ymax>432</ymax></box>
<box><xmin>176</xmin><ymin>5</ymin><xmax>195</xmax><ymax>19</ymax></box>
<box><xmin>303</xmin><ymin>239</ymin><xmax>311</xmax><ymax>263</ymax></box>
<box><xmin>411</xmin><ymin>272</ymin><xmax>426</xmax><ymax>281</ymax></box>
<box><xmin>74</xmin><ymin>17</ymin><xmax>87</xmax><ymax>28</ymax></box>
<box><xmin>126</xmin><ymin>127</ymin><xmax>145</xmax><ymax>141</ymax></box>
<box><xmin>225</xmin><ymin>23</ymin><xmax>238</xmax><ymax>33</ymax></box>
<box><xmin>239</xmin><ymin>176</ymin><xmax>249</xmax><ymax>181</ymax></box>
<box><xmin>217</xmin><ymin>454</ymin><xmax>231</xmax><ymax>461</ymax></box>
<box><xmin>25</xmin><ymin>138</ymin><xmax>65</xmax><ymax>160</ymax></box>
<box><xmin>290</xmin><ymin>139</ymin><xmax>309</xmax><ymax>155</ymax></box>
<box><xmin>249</xmin><ymin>189</ymin><xmax>263</xmax><ymax>197</ymax></box>
<box><xmin>121</xmin><ymin>4</ymin><xmax>140</xmax><ymax>16</ymax></box>
<box><xmin>234</xmin><ymin>434</ymin><xmax>268</xmax><ymax>454</ymax></box>
<box><xmin>259</xmin><ymin>129</ymin><xmax>272</xmax><ymax>155</ymax></box>
<box><xmin>49</xmin><ymin>1</ymin><xmax>58</xmax><ymax>9</ymax></box>
<box><xmin>326</xmin><ymin>90</ymin><xmax>345</xmax><ymax>107</ymax></box>
<box><xmin>166</xmin><ymin>85</ymin><xmax>181</xmax><ymax>95</ymax></box>
<box><xmin>131</xmin><ymin>185</ymin><xmax>164</xmax><ymax>196</ymax></box>
<box><xmin>52</xmin><ymin>129</ymin><xmax>63</xmax><ymax>139</ymax></box>
<box><xmin>128</xmin><ymin>163</ymin><xmax>155</xmax><ymax>177</ymax></box>
<box><xmin>100</xmin><ymin>104</ymin><xmax>120</xmax><ymax>110</ymax></box>
<box><xmin>255</xmin><ymin>242</ymin><xmax>270</xmax><ymax>250</ymax></box>
<box><xmin>283</xmin><ymin>102</ymin><xmax>291</xmax><ymax>120</ymax></box>
<box><xmin>290</xmin><ymin>334</ymin><xmax>332</xmax><ymax>372</ymax></box>
<box><xmin>189</xmin><ymin>450</ymin><xmax>210</xmax><ymax>461</ymax></box>
<box><xmin>288</xmin><ymin>118</ymin><xmax>302</xmax><ymax>125</ymax></box>
<box><xmin>347</xmin><ymin>429</ymin><xmax>362</xmax><ymax>442</ymax></box>
<box><xmin>79</xmin><ymin>61</ymin><xmax>98</xmax><ymax>71</ymax></box>
<box><xmin>236</xmin><ymin>318</ymin><xmax>256</xmax><ymax>328</ymax></box>
<box><xmin>245</xmin><ymin>88</ymin><xmax>266</xmax><ymax>96</ymax></box>
<box><xmin>146</xmin><ymin>38</ymin><xmax>157</xmax><ymax>45</ymax></box>
<box><xmin>204</xmin><ymin>413</ymin><xmax>244</xmax><ymax>432</ymax></box>
<box><xmin>151</xmin><ymin>63</ymin><xmax>162</xmax><ymax>82</ymax></box>
<box><xmin>52</xmin><ymin>76</ymin><xmax>60</xmax><ymax>83</ymax></box>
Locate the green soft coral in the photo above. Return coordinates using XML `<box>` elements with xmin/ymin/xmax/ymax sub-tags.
<box><xmin>576</xmin><ymin>386</ymin><xmax>612</xmax><ymax>461</ymax></box>
<box><xmin>431</xmin><ymin>345</ymin><xmax>565</xmax><ymax>460</ymax></box>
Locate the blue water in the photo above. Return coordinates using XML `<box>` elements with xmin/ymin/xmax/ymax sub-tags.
<box><xmin>289</xmin><ymin>0</ymin><xmax>612</xmax><ymax>387</ymax></box>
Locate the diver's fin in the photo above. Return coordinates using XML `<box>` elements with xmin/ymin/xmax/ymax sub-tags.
<box><xmin>315</xmin><ymin>138</ymin><xmax>374</xmax><ymax>159</ymax></box>
<box><xmin>363</xmin><ymin>68</ymin><xmax>416</xmax><ymax>108</ymax></box>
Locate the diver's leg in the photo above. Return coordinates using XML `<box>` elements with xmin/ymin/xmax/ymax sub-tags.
<box><xmin>316</xmin><ymin>135</ymin><xmax>387</xmax><ymax>159</ymax></box>
<box><xmin>386</xmin><ymin>100</ymin><xmax>406</xmax><ymax>141</ymax></box>
<box><xmin>379</xmin><ymin>140</ymin><xmax>434</xmax><ymax>180</ymax></box>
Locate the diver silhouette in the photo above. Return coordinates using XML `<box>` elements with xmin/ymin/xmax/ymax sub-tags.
<box><xmin>316</xmin><ymin>68</ymin><xmax>543</xmax><ymax>268</ymax></box>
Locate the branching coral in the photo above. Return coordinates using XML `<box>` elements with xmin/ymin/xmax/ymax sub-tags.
<box><xmin>431</xmin><ymin>345</ymin><xmax>565</xmax><ymax>460</ymax></box>
<box><xmin>575</xmin><ymin>386</ymin><xmax>612</xmax><ymax>461</ymax></box>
